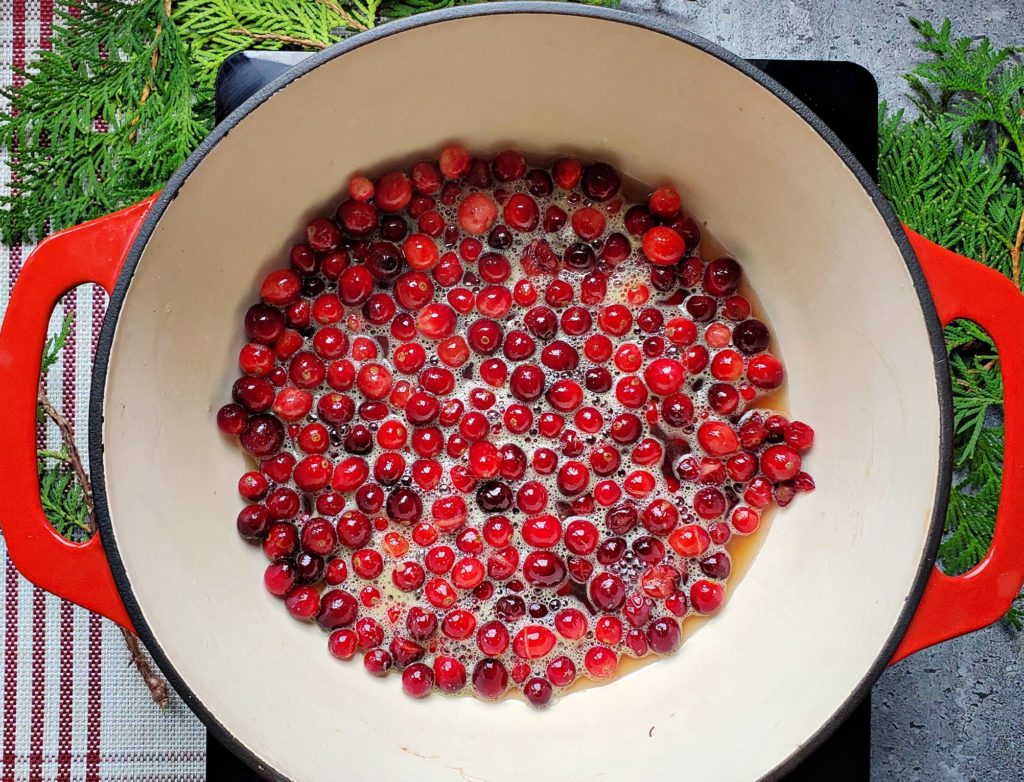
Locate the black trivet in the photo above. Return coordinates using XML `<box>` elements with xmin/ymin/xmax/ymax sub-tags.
<box><xmin>207</xmin><ymin>50</ymin><xmax>877</xmax><ymax>782</ymax></box>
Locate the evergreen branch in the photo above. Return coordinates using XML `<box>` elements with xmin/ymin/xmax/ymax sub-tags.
<box><xmin>120</xmin><ymin>627</ymin><xmax>170</xmax><ymax>709</ymax></box>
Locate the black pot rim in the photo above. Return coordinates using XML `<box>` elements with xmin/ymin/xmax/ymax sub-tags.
<box><xmin>88</xmin><ymin>4</ymin><xmax>953</xmax><ymax>780</ymax></box>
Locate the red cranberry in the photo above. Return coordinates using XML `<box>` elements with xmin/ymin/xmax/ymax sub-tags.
<box><xmin>521</xmin><ymin>551</ymin><xmax>567</xmax><ymax>588</ymax></box>
<box><xmin>284</xmin><ymin>586</ymin><xmax>319</xmax><ymax>620</ymax></box>
<box><xmin>363</xmin><ymin>649</ymin><xmax>393</xmax><ymax>677</ymax></box>
<box><xmin>401</xmin><ymin>663</ymin><xmax>434</xmax><ymax>698</ymax></box>
<box><xmin>583</xmin><ymin>646</ymin><xmax>618</xmax><ymax>679</ymax></box>
<box><xmin>690</xmin><ymin>579</ymin><xmax>725</xmax><ymax>614</ymax></box>
<box><xmin>760</xmin><ymin>445</ymin><xmax>801</xmax><ymax>480</ymax></box>
<box><xmin>433</xmin><ymin>655</ymin><xmax>467</xmax><ymax>692</ymax></box>
<box><xmin>642</xmin><ymin>226</ymin><xmax>685</xmax><ymax>265</ymax></box>
<box><xmin>747</xmin><ymin>354</ymin><xmax>784</xmax><ymax>388</ymax></box>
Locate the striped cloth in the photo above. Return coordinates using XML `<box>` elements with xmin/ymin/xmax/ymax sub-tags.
<box><xmin>0</xmin><ymin>1</ymin><xmax>206</xmax><ymax>779</ymax></box>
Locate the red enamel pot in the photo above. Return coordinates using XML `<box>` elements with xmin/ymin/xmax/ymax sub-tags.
<box><xmin>1</xmin><ymin>5</ymin><xmax>1023</xmax><ymax>780</ymax></box>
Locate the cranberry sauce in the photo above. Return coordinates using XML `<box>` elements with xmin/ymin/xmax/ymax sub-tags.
<box><xmin>218</xmin><ymin>148</ymin><xmax>815</xmax><ymax>706</ymax></box>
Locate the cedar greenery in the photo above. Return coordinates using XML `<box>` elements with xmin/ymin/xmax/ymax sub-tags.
<box><xmin>878</xmin><ymin>18</ymin><xmax>1024</xmax><ymax>628</ymax></box>
<box><xmin>2</xmin><ymin>9</ymin><xmax>1021</xmax><ymax>626</ymax></box>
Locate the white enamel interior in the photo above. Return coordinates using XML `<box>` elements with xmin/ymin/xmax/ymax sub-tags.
<box><xmin>99</xmin><ymin>12</ymin><xmax>942</xmax><ymax>782</ymax></box>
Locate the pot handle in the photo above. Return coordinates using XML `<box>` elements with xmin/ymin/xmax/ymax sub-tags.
<box><xmin>0</xmin><ymin>196</ymin><xmax>158</xmax><ymax>631</ymax></box>
<box><xmin>892</xmin><ymin>227</ymin><xmax>1024</xmax><ymax>662</ymax></box>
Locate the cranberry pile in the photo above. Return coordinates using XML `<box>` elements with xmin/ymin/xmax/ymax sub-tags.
<box><xmin>216</xmin><ymin>147</ymin><xmax>815</xmax><ymax>707</ymax></box>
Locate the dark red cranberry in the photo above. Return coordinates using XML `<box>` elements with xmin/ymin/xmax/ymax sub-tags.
<box><xmin>584</xmin><ymin>367</ymin><xmax>612</xmax><ymax>393</ymax></box>
<box><xmin>524</xmin><ymin>677</ymin><xmax>553</xmax><ymax>707</ymax></box>
<box><xmin>563</xmin><ymin>242</ymin><xmax>596</xmax><ymax>271</ymax></box>
<box><xmin>646</xmin><ymin>617</ymin><xmax>681</xmax><ymax>654</ymax></box>
<box><xmin>487</xmin><ymin>224</ymin><xmax>514</xmax><ymax>250</ymax></box>
<box><xmin>237</xmin><ymin>505</ymin><xmax>270</xmax><ymax>538</ymax></box>
<box><xmin>336</xmin><ymin>200</ymin><xmax>378</xmax><ymax>237</ymax></box>
<box><xmin>364</xmin><ymin>241</ymin><xmax>403</xmax><ymax>282</ymax></box>
<box><xmin>239</xmin><ymin>415</ymin><xmax>284</xmax><ymax>457</ymax></box>
<box><xmin>244</xmin><ymin>304</ymin><xmax>285</xmax><ymax>345</ymax></box>
<box><xmin>386</xmin><ymin>488</ymin><xmax>423</xmax><ymax>524</ymax></box>
<box><xmin>523</xmin><ymin>306</ymin><xmax>558</xmax><ymax>340</ymax></box>
<box><xmin>217</xmin><ymin>403</ymin><xmax>248</xmax><ymax>436</ymax></box>
<box><xmin>623</xmin><ymin>204</ymin><xmax>655</xmax><ymax>237</ymax></box>
<box><xmin>476</xmin><ymin>481</ymin><xmax>513</xmax><ymax>513</ymax></box>
<box><xmin>471</xmin><ymin>659</ymin><xmax>508</xmax><ymax>699</ymax></box>
<box><xmin>732</xmin><ymin>319</ymin><xmax>771</xmax><ymax>354</ymax></box>
<box><xmin>589</xmin><ymin>572</ymin><xmax>626</xmax><ymax>611</ymax></box>
<box><xmin>596</xmin><ymin>537</ymin><xmax>626</xmax><ymax>565</ymax></box>
<box><xmin>316</xmin><ymin>589</ymin><xmax>358</xmax><ymax>630</ymax></box>
<box><xmin>700</xmin><ymin>551</ymin><xmax>732</xmax><ymax>579</ymax></box>
<box><xmin>605</xmin><ymin>503</ymin><xmax>639</xmax><ymax>535</ymax></box>
<box><xmin>632</xmin><ymin>536</ymin><xmax>666</xmax><ymax>564</ymax></box>
<box><xmin>703</xmin><ymin>257</ymin><xmax>741</xmax><ymax>296</ymax></box>
<box><xmin>542</xmin><ymin>205</ymin><xmax>568</xmax><ymax>233</ymax></box>
<box><xmin>581</xmin><ymin>162</ymin><xmax>620</xmax><ymax>201</ymax></box>
<box><xmin>526</xmin><ymin>169</ymin><xmax>554</xmax><ymax>197</ymax></box>
<box><xmin>686</xmin><ymin>295</ymin><xmax>717</xmax><ymax>322</ymax></box>
<box><xmin>294</xmin><ymin>552</ymin><xmax>325</xmax><ymax>584</ymax></box>
<box><xmin>661</xmin><ymin>394</ymin><xmax>694</xmax><ymax>426</ymax></box>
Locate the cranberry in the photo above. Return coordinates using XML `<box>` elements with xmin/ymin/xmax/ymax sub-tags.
<box><xmin>760</xmin><ymin>445</ymin><xmax>801</xmax><ymax>480</ymax></box>
<box><xmin>458</xmin><ymin>193</ymin><xmax>498</xmax><ymax>235</ymax></box>
<box><xmin>432</xmin><ymin>655</ymin><xmax>467</xmax><ymax>693</ymax></box>
<box><xmin>747</xmin><ymin>354</ymin><xmax>785</xmax><ymax>389</ymax></box>
<box><xmin>596</xmin><ymin>537</ymin><xmax>626</xmax><ymax>565</ymax></box>
<box><xmin>690</xmin><ymin>579</ymin><xmax>725</xmax><ymax>614</ymax></box>
<box><xmin>474</xmin><ymin>480</ymin><xmax>512</xmax><ymax>513</ymax></box>
<box><xmin>732</xmin><ymin>506</ymin><xmax>760</xmax><ymax>533</ymax></box>
<box><xmin>239</xmin><ymin>415</ymin><xmax>284</xmax><ymax>457</ymax></box>
<box><xmin>584</xmin><ymin>367</ymin><xmax>612</xmax><ymax>393</ymax></box>
<box><xmin>217</xmin><ymin>404</ymin><xmax>248</xmax><ymax>436</ymax></box>
<box><xmin>293</xmin><ymin>549</ymin><xmax>324</xmax><ymax>584</ymax></box>
<box><xmin>643</xmin><ymin>358</ymin><xmax>686</xmax><ymax>396</ymax></box>
<box><xmin>641</xmin><ymin>226</ymin><xmax>685</xmax><ymax>266</ymax></box>
<box><xmin>338</xmin><ymin>266</ymin><xmax>373</xmax><ymax>305</ymax></box>
<box><xmin>730</xmin><ymin>320</ymin><xmax>769</xmax><ymax>356</ymax></box>
<box><xmin>589</xmin><ymin>572</ymin><xmax>626</xmax><ymax>611</ymax></box>
<box><xmin>598</xmin><ymin>304</ymin><xmax>632</xmax><ymax>336</ymax></box>
<box><xmin>703</xmin><ymin>257</ymin><xmax>741</xmax><ymax>296</ymax></box>
<box><xmin>708</xmin><ymin>383</ymin><xmax>740</xmax><ymax>415</ymax></box>
<box><xmin>521</xmin><ymin>551</ymin><xmax>567</xmax><ymax>588</ymax></box>
<box><xmin>785</xmin><ymin>421</ymin><xmax>815</xmax><ymax>452</ymax></box>
<box><xmin>646</xmin><ymin>617</ymin><xmax>681</xmax><ymax>654</ymax></box>
<box><xmin>471</xmin><ymin>659</ymin><xmax>508</xmax><ymax>699</ymax></box>
<box><xmin>581</xmin><ymin>162</ymin><xmax>620</xmax><ymax>201</ymax></box>
<box><xmin>284</xmin><ymin>586</ymin><xmax>319</xmax><ymax>620</ymax></box>
<box><xmin>683</xmin><ymin>295</ymin><xmax>715</xmax><ymax>323</ymax></box>
<box><xmin>583</xmin><ymin>646</ymin><xmax>618</xmax><ymax>679</ymax></box>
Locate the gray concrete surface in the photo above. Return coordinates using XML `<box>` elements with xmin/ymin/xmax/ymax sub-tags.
<box><xmin>616</xmin><ymin>1</ymin><xmax>1024</xmax><ymax>779</ymax></box>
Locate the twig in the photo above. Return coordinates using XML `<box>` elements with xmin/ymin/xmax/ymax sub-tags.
<box><xmin>38</xmin><ymin>388</ymin><xmax>170</xmax><ymax>707</ymax></box>
<box><xmin>120</xmin><ymin>627</ymin><xmax>169</xmax><ymax>709</ymax></box>
<box><xmin>1011</xmin><ymin>205</ymin><xmax>1024</xmax><ymax>288</ymax></box>
<box><xmin>227</xmin><ymin>27</ymin><xmax>329</xmax><ymax>49</ymax></box>
<box><xmin>37</xmin><ymin>392</ymin><xmax>94</xmax><ymax>533</ymax></box>
<box><xmin>317</xmin><ymin>0</ymin><xmax>369</xmax><ymax>32</ymax></box>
